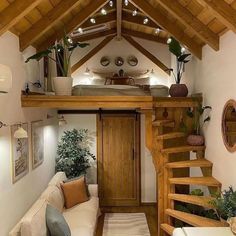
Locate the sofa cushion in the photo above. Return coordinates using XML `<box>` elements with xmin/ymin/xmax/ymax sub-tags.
<box><xmin>46</xmin><ymin>204</ymin><xmax>71</xmax><ymax>236</ymax></box>
<box><xmin>41</xmin><ymin>186</ymin><xmax>64</xmax><ymax>212</ymax></box>
<box><xmin>63</xmin><ymin>197</ymin><xmax>99</xmax><ymax>236</ymax></box>
<box><xmin>48</xmin><ymin>172</ymin><xmax>67</xmax><ymax>189</ymax></box>
<box><xmin>20</xmin><ymin>199</ymin><xmax>47</xmax><ymax>236</ymax></box>
<box><xmin>61</xmin><ymin>177</ymin><xmax>89</xmax><ymax>209</ymax></box>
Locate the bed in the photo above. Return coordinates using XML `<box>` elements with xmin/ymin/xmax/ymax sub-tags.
<box><xmin>72</xmin><ymin>85</ymin><xmax>169</xmax><ymax>97</ymax></box>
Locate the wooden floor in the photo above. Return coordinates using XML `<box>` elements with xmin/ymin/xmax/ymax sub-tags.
<box><xmin>96</xmin><ymin>205</ymin><xmax>158</xmax><ymax>236</ymax></box>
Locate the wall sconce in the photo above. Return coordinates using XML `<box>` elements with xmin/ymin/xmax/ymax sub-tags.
<box><xmin>14</xmin><ymin>124</ymin><xmax>28</xmax><ymax>139</ymax></box>
<box><xmin>0</xmin><ymin>64</ymin><xmax>12</xmax><ymax>94</ymax></box>
<box><xmin>59</xmin><ymin>115</ymin><xmax>67</xmax><ymax>126</ymax></box>
<box><xmin>0</xmin><ymin>121</ymin><xmax>7</xmax><ymax>128</ymax></box>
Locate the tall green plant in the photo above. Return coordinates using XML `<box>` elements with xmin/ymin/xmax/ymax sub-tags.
<box><xmin>167</xmin><ymin>37</ymin><xmax>191</xmax><ymax>84</ymax></box>
<box><xmin>25</xmin><ymin>34</ymin><xmax>89</xmax><ymax>77</ymax></box>
<box><xmin>56</xmin><ymin>129</ymin><xmax>95</xmax><ymax>179</ymax></box>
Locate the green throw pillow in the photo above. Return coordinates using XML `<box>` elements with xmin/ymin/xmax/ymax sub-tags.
<box><xmin>46</xmin><ymin>204</ymin><xmax>71</xmax><ymax>236</ymax></box>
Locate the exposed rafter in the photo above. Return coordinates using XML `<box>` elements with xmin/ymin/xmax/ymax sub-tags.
<box><xmin>129</xmin><ymin>0</ymin><xmax>202</xmax><ymax>59</ymax></box>
<box><xmin>122</xmin><ymin>11</ymin><xmax>159</xmax><ymax>29</ymax></box>
<box><xmin>81</xmin><ymin>11</ymin><xmax>116</xmax><ymax>29</ymax></box>
<box><xmin>0</xmin><ymin>0</ymin><xmax>42</xmax><ymax>36</ymax></box>
<box><xmin>198</xmin><ymin>0</ymin><xmax>236</xmax><ymax>33</ymax></box>
<box><xmin>122</xmin><ymin>28</ymin><xmax>166</xmax><ymax>44</ymax></box>
<box><xmin>37</xmin><ymin>0</ymin><xmax>109</xmax><ymax>51</ymax></box>
<box><xmin>71</xmin><ymin>35</ymin><xmax>114</xmax><ymax>73</ymax></box>
<box><xmin>116</xmin><ymin>0</ymin><xmax>122</xmax><ymax>39</ymax></box>
<box><xmin>73</xmin><ymin>28</ymin><xmax>116</xmax><ymax>42</ymax></box>
<box><xmin>155</xmin><ymin>0</ymin><xmax>219</xmax><ymax>51</ymax></box>
<box><xmin>19</xmin><ymin>0</ymin><xmax>81</xmax><ymax>51</ymax></box>
<box><xmin>124</xmin><ymin>36</ymin><xmax>170</xmax><ymax>75</ymax></box>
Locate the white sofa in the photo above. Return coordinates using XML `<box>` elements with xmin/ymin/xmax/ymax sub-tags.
<box><xmin>9</xmin><ymin>172</ymin><xmax>100</xmax><ymax>236</ymax></box>
<box><xmin>173</xmin><ymin>227</ymin><xmax>233</xmax><ymax>236</ymax></box>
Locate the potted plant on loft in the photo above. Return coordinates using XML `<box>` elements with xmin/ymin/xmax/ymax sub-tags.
<box><xmin>167</xmin><ymin>37</ymin><xmax>191</xmax><ymax>97</ymax></box>
<box><xmin>210</xmin><ymin>186</ymin><xmax>236</xmax><ymax>233</ymax></box>
<box><xmin>25</xmin><ymin>34</ymin><xmax>89</xmax><ymax>95</ymax></box>
<box><xmin>186</xmin><ymin>103</ymin><xmax>212</xmax><ymax>146</ymax></box>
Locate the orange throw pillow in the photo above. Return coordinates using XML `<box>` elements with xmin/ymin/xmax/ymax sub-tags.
<box><xmin>61</xmin><ymin>177</ymin><xmax>89</xmax><ymax>209</ymax></box>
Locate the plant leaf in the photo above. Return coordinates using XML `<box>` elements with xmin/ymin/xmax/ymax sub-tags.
<box><xmin>25</xmin><ymin>49</ymin><xmax>52</xmax><ymax>63</ymax></box>
<box><xmin>178</xmin><ymin>53</ymin><xmax>191</xmax><ymax>62</ymax></box>
<box><xmin>168</xmin><ymin>37</ymin><xmax>182</xmax><ymax>57</ymax></box>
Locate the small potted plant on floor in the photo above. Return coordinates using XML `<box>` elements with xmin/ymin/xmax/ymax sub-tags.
<box><xmin>167</xmin><ymin>37</ymin><xmax>191</xmax><ymax>97</ymax></box>
<box><xmin>210</xmin><ymin>186</ymin><xmax>236</xmax><ymax>234</ymax></box>
<box><xmin>25</xmin><ymin>35</ymin><xmax>89</xmax><ymax>96</ymax></box>
<box><xmin>186</xmin><ymin>103</ymin><xmax>212</xmax><ymax>146</ymax></box>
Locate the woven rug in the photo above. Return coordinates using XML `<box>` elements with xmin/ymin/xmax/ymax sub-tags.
<box><xmin>103</xmin><ymin>213</ymin><xmax>151</xmax><ymax>236</ymax></box>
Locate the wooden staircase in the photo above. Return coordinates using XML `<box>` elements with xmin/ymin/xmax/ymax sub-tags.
<box><xmin>151</xmin><ymin>97</ymin><xmax>225</xmax><ymax>236</ymax></box>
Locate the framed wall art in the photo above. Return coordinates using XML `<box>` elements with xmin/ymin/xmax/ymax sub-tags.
<box><xmin>31</xmin><ymin>120</ymin><xmax>44</xmax><ymax>169</ymax></box>
<box><xmin>11</xmin><ymin>123</ymin><xmax>29</xmax><ymax>183</ymax></box>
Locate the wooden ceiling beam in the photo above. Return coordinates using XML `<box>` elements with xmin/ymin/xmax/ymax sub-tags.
<box><xmin>73</xmin><ymin>28</ymin><xmax>116</xmax><ymax>42</ymax></box>
<box><xmin>71</xmin><ymin>35</ymin><xmax>114</xmax><ymax>73</ymax></box>
<box><xmin>122</xmin><ymin>28</ymin><xmax>166</xmax><ymax>44</ymax></box>
<box><xmin>116</xmin><ymin>0</ymin><xmax>122</xmax><ymax>39</ymax></box>
<box><xmin>19</xmin><ymin>0</ymin><xmax>81</xmax><ymax>51</ymax></box>
<box><xmin>155</xmin><ymin>0</ymin><xmax>219</xmax><ymax>51</ymax></box>
<box><xmin>80</xmin><ymin>11</ymin><xmax>116</xmax><ymax>29</ymax></box>
<box><xmin>198</xmin><ymin>0</ymin><xmax>236</xmax><ymax>33</ymax></box>
<box><xmin>0</xmin><ymin>0</ymin><xmax>42</xmax><ymax>36</ymax></box>
<box><xmin>123</xmin><ymin>36</ymin><xmax>170</xmax><ymax>75</ymax></box>
<box><xmin>37</xmin><ymin>0</ymin><xmax>109</xmax><ymax>51</ymax></box>
<box><xmin>129</xmin><ymin>0</ymin><xmax>202</xmax><ymax>59</ymax></box>
<box><xmin>122</xmin><ymin>11</ymin><xmax>159</xmax><ymax>29</ymax></box>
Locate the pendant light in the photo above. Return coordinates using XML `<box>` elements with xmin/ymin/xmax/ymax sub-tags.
<box><xmin>14</xmin><ymin>125</ymin><xmax>28</xmax><ymax>139</ymax></box>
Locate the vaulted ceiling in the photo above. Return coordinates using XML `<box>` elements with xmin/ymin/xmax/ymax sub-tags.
<box><xmin>0</xmin><ymin>0</ymin><xmax>236</xmax><ymax>60</ymax></box>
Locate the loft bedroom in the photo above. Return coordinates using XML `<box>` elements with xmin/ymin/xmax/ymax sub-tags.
<box><xmin>1</xmin><ymin>1</ymin><xmax>236</xmax><ymax>236</ymax></box>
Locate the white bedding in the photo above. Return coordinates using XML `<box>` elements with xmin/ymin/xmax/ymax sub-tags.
<box><xmin>72</xmin><ymin>85</ymin><xmax>169</xmax><ymax>97</ymax></box>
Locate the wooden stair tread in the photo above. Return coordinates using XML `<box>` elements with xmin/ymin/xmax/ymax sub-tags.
<box><xmin>162</xmin><ymin>145</ymin><xmax>205</xmax><ymax>154</ymax></box>
<box><xmin>168</xmin><ymin>194</ymin><xmax>214</xmax><ymax>208</ymax></box>
<box><xmin>169</xmin><ymin>177</ymin><xmax>221</xmax><ymax>187</ymax></box>
<box><xmin>166</xmin><ymin>159</ymin><xmax>212</xmax><ymax>168</ymax></box>
<box><xmin>161</xmin><ymin>223</ymin><xmax>175</xmax><ymax>235</ymax></box>
<box><xmin>152</xmin><ymin>119</ymin><xmax>175</xmax><ymax>127</ymax></box>
<box><xmin>165</xmin><ymin>209</ymin><xmax>225</xmax><ymax>227</ymax></box>
<box><xmin>157</xmin><ymin>132</ymin><xmax>186</xmax><ymax>140</ymax></box>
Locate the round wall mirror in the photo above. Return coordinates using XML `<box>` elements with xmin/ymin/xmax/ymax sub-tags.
<box><xmin>115</xmin><ymin>57</ymin><xmax>124</xmax><ymax>67</ymax></box>
<box><xmin>100</xmin><ymin>56</ymin><xmax>110</xmax><ymax>67</ymax></box>
<box><xmin>222</xmin><ymin>99</ymin><xmax>236</xmax><ymax>152</ymax></box>
<box><xmin>127</xmin><ymin>56</ymin><xmax>138</xmax><ymax>66</ymax></box>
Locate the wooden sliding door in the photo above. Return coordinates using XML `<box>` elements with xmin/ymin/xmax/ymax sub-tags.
<box><xmin>97</xmin><ymin>113</ymin><xmax>140</xmax><ymax>207</ymax></box>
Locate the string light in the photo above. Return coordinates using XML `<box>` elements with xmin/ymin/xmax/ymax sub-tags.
<box><xmin>155</xmin><ymin>28</ymin><xmax>161</xmax><ymax>34</ymax></box>
<box><xmin>101</xmin><ymin>8</ymin><xmax>107</xmax><ymax>15</ymax></box>
<box><xmin>124</xmin><ymin>0</ymin><xmax>129</xmax><ymax>6</ymax></box>
<box><xmin>143</xmin><ymin>17</ymin><xmax>149</xmax><ymax>25</ymax></box>
<box><xmin>67</xmin><ymin>38</ymin><xmax>73</xmax><ymax>43</ymax></box>
<box><xmin>90</xmin><ymin>18</ymin><xmax>96</xmax><ymax>24</ymax></box>
<box><xmin>77</xmin><ymin>28</ymin><xmax>83</xmax><ymax>34</ymax></box>
<box><xmin>167</xmin><ymin>37</ymin><xmax>172</xmax><ymax>44</ymax></box>
<box><xmin>181</xmin><ymin>47</ymin><xmax>186</xmax><ymax>53</ymax></box>
<box><xmin>109</xmin><ymin>0</ymin><xmax>114</xmax><ymax>7</ymax></box>
<box><xmin>132</xmin><ymin>9</ymin><xmax>138</xmax><ymax>16</ymax></box>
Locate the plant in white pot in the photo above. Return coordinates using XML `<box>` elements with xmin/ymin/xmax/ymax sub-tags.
<box><xmin>166</xmin><ymin>37</ymin><xmax>191</xmax><ymax>97</ymax></box>
<box><xmin>25</xmin><ymin>34</ymin><xmax>89</xmax><ymax>95</ymax></box>
<box><xmin>186</xmin><ymin>103</ymin><xmax>212</xmax><ymax>146</ymax></box>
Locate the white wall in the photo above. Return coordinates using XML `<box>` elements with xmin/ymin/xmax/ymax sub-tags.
<box><xmin>71</xmin><ymin>37</ymin><xmax>171</xmax><ymax>86</ymax></box>
<box><xmin>192</xmin><ymin>31</ymin><xmax>236</xmax><ymax>190</ymax></box>
<box><xmin>0</xmin><ymin>32</ymin><xmax>58</xmax><ymax>236</ymax></box>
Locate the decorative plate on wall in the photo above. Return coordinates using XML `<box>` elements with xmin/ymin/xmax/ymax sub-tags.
<box><xmin>115</xmin><ymin>57</ymin><xmax>124</xmax><ymax>67</ymax></box>
<box><xmin>127</xmin><ymin>56</ymin><xmax>138</xmax><ymax>66</ymax></box>
<box><xmin>100</xmin><ymin>56</ymin><xmax>110</xmax><ymax>67</ymax></box>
